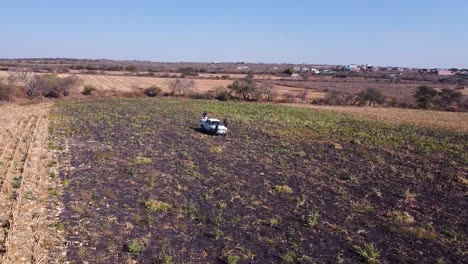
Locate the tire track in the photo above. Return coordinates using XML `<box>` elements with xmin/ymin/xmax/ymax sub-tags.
<box><xmin>0</xmin><ymin>116</ymin><xmax>36</xmax><ymax>259</ymax></box>
<box><xmin>0</xmin><ymin>118</ymin><xmax>28</xmax><ymax>169</ymax></box>
<box><xmin>1</xmin><ymin>115</ymin><xmax>42</xmax><ymax>263</ymax></box>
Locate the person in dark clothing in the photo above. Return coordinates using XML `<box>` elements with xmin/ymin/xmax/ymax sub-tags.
<box><xmin>214</xmin><ymin>122</ymin><xmax>219</xmax><ymax>135</ymax></box>
<box><xmin>223</xmin><ymin>118</ymin><xmax>229</xmax><ymax>127</ymax></box>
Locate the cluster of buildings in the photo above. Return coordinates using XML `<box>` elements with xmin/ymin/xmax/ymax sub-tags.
<box><xmin>418</xmin><ymin>68</ymin><xmax>468</xmax><ymax>76</ymax></box>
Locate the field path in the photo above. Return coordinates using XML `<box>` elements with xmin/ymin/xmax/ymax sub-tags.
<box><xmin>0</xmin><ymin>103</ymin><xmax>64</xmax><ymax>263</ymax></box>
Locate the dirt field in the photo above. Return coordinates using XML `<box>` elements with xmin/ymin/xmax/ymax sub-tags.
<box><xmin>50</xmin><ymin>98</ymin><xmax>467</xmax><ymax>263</ymax></box>
<box><xmin>0</xmin><ymin>103</ymin><xmax>64</xmax><ymax>263</ymax></box>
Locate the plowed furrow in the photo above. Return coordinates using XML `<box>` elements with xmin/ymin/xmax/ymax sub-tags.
<box><xmin>0</xmin><ymin>116</ymin><xmax>36</xmax><ymax>259</ymax></box>
<box><xmin>1</xmin><ymin>115</ymin><xmax>42</xmax><ymax>263</ymax></box>
<box><xmin>0</xmin><ymin>118</ymin><xmax>28</xmax><ymax>174</ymax></box>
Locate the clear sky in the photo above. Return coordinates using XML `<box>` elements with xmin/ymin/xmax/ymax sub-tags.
<box><xmin>1</xmin><ymin>0</ymin><xmax>467</xmax><ymax>68</ymax></box>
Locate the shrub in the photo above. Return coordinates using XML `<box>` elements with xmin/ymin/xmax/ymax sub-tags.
<box><xmin>126</xmin><ymin>239</ymin><xmax>141</xmax><ymax>255</ymax></box>
<box><xmin>437</xmin><ymin>88</ymin><xmax>463</xmax><ymax>110</ymax></box>
<box><xmin>354</xmin><ymin>243</ymin><xmax>380</xmax><ymax>264</ymax></box>
<box><xmin>415</xmin><ymin>85</ymin><xmax>437</xmax><ymax>109</ymax></box>
<box><xmin>143</xmin><ymin>86</ymin><xmax>162</xmax><ymax>97</ymax></box>
<box><xmin>213</xmin><ymin>87</ymin><xmax>231</xmax><ymax>101</ymax></box>
<box><xmin>320</xmin><ymin>91</ymin><xmax>356</xmax><ymax>105</ymax></box>
<box><xmin>37</xmin><ymin>74</ymin><xmax>81</xmax><ymax>98</ymax></box>
<box><xmin>227</xmin><ymin>74</ymin><xmax>258</xmax><ymax>100</ymax></box>
<box><xmin>0</xmin><ymin>81</ymin><xmax>12</xmax><ymax>101</ymax></box>
<box><xmin>166</xmin><ymin>78</ymin><xmax>195</xmax><ymax>95</ymax></box>
<box><xmin>357</xmin><ymin>88</ymin><xmax>385</xmax><ymax>106</ymax></box>
<box><xmin>284</xmin><ymin>68</ymin><xmax>294</xmax><ymax>76</ymax></box>
<box><xmin>82</xmin><ymin>85</ymin><xmax>97</xmax><ymax>95</ymax></box>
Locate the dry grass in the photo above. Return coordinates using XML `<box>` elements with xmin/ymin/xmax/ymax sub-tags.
<box><xmin>0</xmin><ymin>103</ymin><xmax>65</xmax><ymax>263</ymax></box>
<box><xmin>71</xmin><ymin>74</ymin><xmax>326</xmax><ymax>100</ymax></box>
<box><xmin>287</xmin><ymin>104</ymin><xmax>468</xmax><ymax>132</ymax></box>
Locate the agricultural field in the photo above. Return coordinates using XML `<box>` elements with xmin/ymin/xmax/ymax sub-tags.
<box><xmin>73</xmin><ymin>74</ymin><xmax>326</xmax><ymax>100</ymax></box>
<box><xmin>49</xmin><ymin>98</ymin><xmax>467</xmax><ymax>263</ymax></box>
<box><xmin>287</xmin><ymin>104</ymin><xmax>468</xmax><ymax>132</ymax></box>
<box><xmin>0</xmin><ymin>103</ymin><xmax>64</xmax><ymax>263</ymax></box>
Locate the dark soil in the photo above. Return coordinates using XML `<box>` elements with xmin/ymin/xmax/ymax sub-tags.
<box><xmin>51</xmin><ymin>98</ymin><xmax>467</xmax><ymax>263</ymax></box>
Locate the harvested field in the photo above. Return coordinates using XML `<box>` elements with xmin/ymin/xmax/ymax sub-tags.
<box><xmin>0</xmin><ymin>103</ymin><xmax>64</xmax><ymax>263</ymax></box>
<box><xmin>287</xmin><ymin>104</ymin><xmax>468</xmax><ymax>132</ymax></box>
<box><xmin>50</xmin><ymin>98</ymin><xmax>467</xmax><ymax>263</ymax></box>
<box><xmin>73</xmin><ymin>74</ymin><xmax>326</xmax><ymax>99</ymax></box>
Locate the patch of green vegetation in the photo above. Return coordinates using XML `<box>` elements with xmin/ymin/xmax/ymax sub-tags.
<box><xmin>49</xmin><ymin>172</ymin><xmax>56</xmax><ymax>179</ymax></box>
<box><xmin>354</xmin><ymin>242</ymin><xmax>380</xmax><ymax>264</ymax></box>
<box><xmin>47</xmin><ymin>140</ymin><xmax>64</xmax><ymax>151</ymax></box>
<box><xmin>307</xmin><ymin>211</ymin><xmax>319</xmax><ymax>227</ymax></box>
<box><xmin>222</xmin><ymin>245</ymin><xmax>255</xmax><ymax>264</ymax></box>
<box><xmin>273</xmin><ymin>185</ymin><xmax>293</xmax><ymax>194</ymax></box>
<box><xmin>62</xmin><ymin>179</ymin><xmax>71</xmax><ymax>186</ymax></box>
<box><xmin>132</xmin><ymin>156</ymin><xmax>152</xmax><ymax>176</ymax></box>
<box><xmin>388</xmin><ymin>211</ymin><xmax>415</xmax><ymax>224</ymax></box>
<box><xmin>127</xmin><ymin>239</ymin><xmax>141</xmax><ymax>256</ymax></box>
<box><xmin>144</xmin><ymin>199</ymin><xmax>172</xmax><ymax>212</ymax></box>
<box><xmin>282</xmin><ymin>251</ymin><xmax>297</xmax><ymax>263</ymax></box>
<box><xmin>269</xmin><ymin>217</ymin><xmax>280</xmax><ymax>227</ymax></box>
<box><xmin>55</xmin><ymin>222</ymin><xmax>66</xmax><ymax>231</ymax></box>
<box><xmin>12</xmin><ymin>176</ymin><xmax>22</xmax><ymax>189</ymax></box>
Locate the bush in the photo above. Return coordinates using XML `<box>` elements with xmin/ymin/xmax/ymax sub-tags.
<box><xmin>437</xmin><ymin>88</ymin><xmax>463</xmax><ymax>109</ymax></box>
<box><xmin>216</xmin><ymin>90</ymin><xmax>231</xmax><ymax>101</ymax></box>
<box><xmin>82</xmin><ymin>85</ymin><xmax>97</xmax><ymax>95</ymax></box>
<box><xmin>284</xmin><ymin>68</ymin><xmax>294</xmax><ymax>76</ymax></box>
<box><xmin>415</xmin><ymin>85</ymin><xmax>437</xmax><ymax>109</ymax></box>
<box><xmin>36</xmin><ymin>74</ymin><xmax>81</xmax><ymax>98</ymax></box>
<box><xmin>227</xmin><ymin>74</ymin><xmax>257</xmax><ymax>100</ymax></box>
<box><xmin>356</xmin><ymin>88</ymin><xmax>385</xmax><ymax>106</ymax></box>
<box><xmin>0</xmin><ymin>81</ymin><xmax>12</xmax><ymax>101</ymax></box>
<box><xmin>143</xmin><ymin>86</ymin><xmax>162</xmax><ymax>97</ymax></box>
<box><xmin>320</xmin><ymin>91</ymin><xmax>356</xmax><ymax>105</ymax></box>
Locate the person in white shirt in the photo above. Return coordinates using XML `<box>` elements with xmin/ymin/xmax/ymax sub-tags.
<box><xmin>200</xmin><ymin>112</ymin><xmax>208</xmax><ymax>127</ymax></box>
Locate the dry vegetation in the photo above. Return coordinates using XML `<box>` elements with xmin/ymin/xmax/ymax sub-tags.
<box><xmin>0</xmin><ymin>103</ymin><xmax>65</xmax><ymax>263</ymax></box>
<box><xmin>70</xmin><ymin>74</ymin><xmax>325</xmax><ymax>100</ymax></box>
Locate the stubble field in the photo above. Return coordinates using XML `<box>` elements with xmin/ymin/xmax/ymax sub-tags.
<box><xmin>0</xmin><ymin>103</ymin><xmax>64</xmax><ymax>263</ymax></box>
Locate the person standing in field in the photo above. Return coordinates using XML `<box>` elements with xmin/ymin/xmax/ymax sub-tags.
<box><xmin>223</xmin><ymin>118</ymin><xmax>229</xmax><ymax>127</ymax></box>
<box><xmin>200</xmin><ymin>112</ymin><xmax>208</xmax><ymax>128</ymax></box>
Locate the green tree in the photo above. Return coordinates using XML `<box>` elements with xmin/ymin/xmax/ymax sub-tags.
<box><xmin>284</xmin><ymin>68</ymin><xmax>294</xmax><ymax>76</ymax></box>
<box><xmin>357</xmin><ymin>88</ymin><xmax>385</xmax><ymax>106</ymax></box>
<box><xmin>227</xmin><ymin>74</ymin><xmax>258</xmax><ymax>100</ymax></box>
<box><xmin>414</xmin><ymin>85</ymin><xmax>437</xmax><ymax>109</ymax></box>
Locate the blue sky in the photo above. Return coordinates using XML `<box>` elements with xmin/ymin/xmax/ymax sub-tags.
<box><xmin>1</xmin><ymin>0</ymin><xmax>467</xmax><ymax>68</ymax></box>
